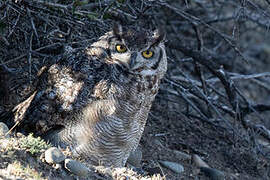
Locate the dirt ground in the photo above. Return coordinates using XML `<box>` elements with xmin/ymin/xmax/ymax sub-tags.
<box><xmin>1</xmin><ymin>0</ymin><xmax>270</xmax><ymax>179</ymax></box>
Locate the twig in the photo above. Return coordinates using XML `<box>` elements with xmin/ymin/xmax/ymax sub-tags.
<box><xmin>34</xmin><ymin>0</ymin><xmax>68</xmax><ymax>10</ymax></box>
<box><xmin>242</xmin><ymin>104</ymin><xmax>270</xmax><ymax>115</ymax></box>
<box><xmin>168</xmin><ymin>74</ymin><xmax>234</xmax><ymax>130</ymax></box>
<box><xmin>6</xmin><ymin>91</ymin><xmax>37</xmax><ymax>135</ymax></box>
<box><xmin>157</xmin><ymin>161</ymin><xmax>166</xmax><ymax>178</ymax></box>
<box><xmin>251</xmin><ymin>79</ymin><xmax>270</xmax><ymax>91</ymax></box>
<box><xmin>168</xmin><ymin>41</ymin><xmax>239</xmax><ymax>111</ymax></box>
<box><xmin>0</xmin><ymin>54</ymin><xmax>27</xmax><ymax>66</ymax></box>
<box><xmin>165</xmin><ymin>77</ymin><xmax>217</xmax><ymax>126</ymax></box>
<box><xmin>34</xmin><ymin>42</ymin><xmax>63</xmax><ymax>52</ymax></box>
<box><xmin>7</xmin><ymin>12</ymin><xmax>20</xmax><ymax>38</ymax></box>
<box><xmin>0</xmin><ymin>43</ymin><xmax>62</xmax><ymax>66</ymax></box>
<box><xmin>192</xmin><ymin>24</ymin><xmax>212</xmax><ymax>117</ymax></box>
<box><xmin>204</xmin><ymin>72</ymin><xmax>270</xmax><ymax>84</ymax></box>
<box><xmin>27</xmin><ymin>8</ymin><xmax>40</xmax><ymax>46</ymax></box>
<box><xmin>27</xmin><ymin>31</ymin><xmax>33</xmax><ymax>82</ymax></box>
<box><xmin>157</xmin><ymin>0</ymin><xmax>248</xmax><ymax>63</ymax></box>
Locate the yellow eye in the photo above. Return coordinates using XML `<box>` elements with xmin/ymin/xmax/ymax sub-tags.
<box><xmin>116</xmin><ymin>44</ymin><xmax>127</xmax><ymax>53</ymax></box>
<box><xmin>142</xmin><ymin>50</ymin><xmax>154</xmax><ymax>59</ymax></box>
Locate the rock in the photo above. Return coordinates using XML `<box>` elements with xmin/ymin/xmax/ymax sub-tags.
<box><xmin>0</xmin><ymin>122</ymin><xmax>9</xmax><ymax>137</ymax></box>
<box><xmin>64</xmin><ymin>159</ymin><xmax>89</xmax><ymax>176</ymax></box>
<box><xmin>53</xmin><ymin>163</ymin><xmax>62</xmax><ymax>170</ymax></box>
<box><xmin>192</xmin><ymin>154</ymin><xmax>225</xmax><ymax>180</ymax></box>
<box><xmin>127</xmin><ymin>146</ymin><xmax>142</xmax><ymax>167</ymax></box>
<box><xmin>159</xmin><ymin>161</ymin><xmax>184</xmax><ymax>174</ymax></box>
<box><xmin>94</xmin><ymin>165</ymin><xmax>113</xmax><ymax>176</ymax></box>
<box><xmin>172</xmin><ymin>150</ymin><xmax>191</xmax><ymax>161</ymax></box>
<box><xmin>40</xmin><ymin>153</ymin><xmax>46</xmax><ymax>163</ymax></box>
<box><xmin>192</xmin><ymin>154</ymin><xmax>209</xmax><ymax>168</ymax></box>
<box><xmin>257</xmin><ymin>137</ymin><xmax>270</xmax><ymax>149</ymax></box>
<box><xmin>45</xmin><ymin>147</ymin><xmax>65</xmax><ymax>164</ymax></box>
<box><xmin>200</xmin><ymin>167</ymin><xmax>225</xmax><ymax>180</ymax></box>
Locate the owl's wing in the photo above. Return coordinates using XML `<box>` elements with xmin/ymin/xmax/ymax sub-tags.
<box><xmin>4</xmin><ymin>48</ymin><xmax>112</xmax><ymax>136</ymax></box>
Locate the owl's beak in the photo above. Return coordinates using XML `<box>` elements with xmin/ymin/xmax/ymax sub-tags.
<box><xmin>129</xmin><ymin>52</ymin><xmax>138</xmax><ymax>70</ymax></box>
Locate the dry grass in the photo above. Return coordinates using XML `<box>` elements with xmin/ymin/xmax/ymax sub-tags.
<box><xmin>5</xmin><ymin>161</ymin><xmax>44</xmax><ymax>180</ymax></box>
<box><xmin>0</xmin><ymin>134</ymin><xmax>165</xmax><ymax>179</ymax></box>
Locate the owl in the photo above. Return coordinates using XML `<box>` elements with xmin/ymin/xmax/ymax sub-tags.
<box><xmin>3</xmin><ymin>24</ymin><xmax>167</xmax><ymax>167</ymax></box>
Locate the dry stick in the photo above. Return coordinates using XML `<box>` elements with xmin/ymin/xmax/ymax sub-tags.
<box><xmin>170</xmin><ymin>76</ymin><xmax>230</xmax><ymax>103</ymax></box>
<box><xmin>173</xmin><ymin>76</ymin><xmax>230</xmax><ymax>100</ymax></box>
<box><xmin>26</xmin><ymin>6</ymin><xmax>85</xmax><ymax>26</ymax></box>
<box><xmin>169</xmin><ymin>40</ymin><xmax>251</xmax><ymax>136</ymax></box>
<box><xmin>30</xmin><ymin>51</ymin><xmax>51</xmax><ymax>58</ymax></box>
<box><xmin>27</xmin><ymin>32</ymin><xmax>33</xmax><ymax>83</ymax></box>
<box><xmin>251</xmin><ymin>79</ymin><xmax>270</xmax><ymax>91</ymax></box>
<box><xmin>205</xmin><ymin>16</ymin><xmax>235</xmax><ymax>25</ymax></box>
<box><xmin>205</xmin><ymin>83</ymin><xmax>228</xmax><ymax>100</ymax></box>
<box><xmin>248</xmin><ymin>124</ymin><xmax>270</xmax><ymax>142</ymax></box>
<box><xmin>246</xmin><ymin>0</ymin><xmax>270</xmax><ymax>18</ymax></box>
<box><xmin>212</xmin><ymin>102</ymin><xmax>235</xmax><ymax>117</ymax></box>
<box><xmin>33</xmin><ymin>0</ymin><xmax>68</xmax><ymax>10</ymax></box>
<box><xmin>192</xmin><ymin>24</ymin><xmax>212</xmax><ymax>117</ymax></box>
<box><xmin>159</xmin><ymin>90</ymin><xmax>184</xmax><ymax>105</ymax></box>
<box><xmin>173</xmin><ymin>73</ymin><xmax>270</xmax><ymax>96</ymax></box>
<box><xmin>27</xmin><ymin>7</ymin><xmax>40</xmax><ymax>46</ymax></box>
<box><xmin>234</xmin><ymin>86</ymin><xmax>268</xmax><ymax>121</ymax></box>
<box><xmin>165</xmin><ymin>78</ymin><xmax>207</xmax><ymax>119</ymax></box>
<box><xmin>6</xmin><ymin>91</ymin><xmax>37</xmax><ymax>136</ymax></box>
<box><xmin>169</xmin><ymin>73</ymin><xmax>234</xmax><ymax>131</ymax></box>
<box><xmin>157</xmin><ymin>0</ymin><xmax>248</xmax><ymax>63</ymax></box>
<box><xmin>233</xmin><ymin>86</ymin><xmax>270</xmax><ymax>141</ymax></box>
<box><xmin>126</xmin><ymin>2</ymin><xmax>138</xmax><ymax>16</ymax></box>
<box><xmin>110</xmin><ymin>8</ymin><xmax>137</xmax><ymax>19</ymax></box>
<box><xmin>33</xmin><ymin>0</ymin><xmax>103</xmax><ymax>24</ymax></box>
<box><xmin>243</xmin><ymin>3</ymin><xmax>270</xmax><ymax>30</ymax></box>
<box><xmin>164</xmin><ymin>78</ymin><xmax>221</xmax><ymax>128</ymax></box>
<box><xmin>0</xmin><ymin>43</ymin><xmax>62</xmax><ymax>66</ymax></box>
<box><xmin>7</xmin><ymin>0</ymin><xmax>26</xmax><ymax>14</ymax></box>
<box><xmin>207</xmin><ymin>72</ymin><xmax>270</xmax><ymax>83</ymax></box>
<box><xmin>157</xmin><ymin>162</ymin><xmax>166</xmax><ymax>179</ymax></box>
<box><xmin>164</xmin><ymin>87</ymin><xmax>209</xmax><ymax>110</ymax></box>
<box><xmin>203</xmin><ymin>72</ymin><xmax>270</xmax><ymax>93</ymax></box>
<box><xmin>0</xmin><ymin>36</ymin><xmax>10</xmax><ymax>46</ymax></box>
<box><xmin>192</xmin><ymin>25</ymin><xmax>203</xmax><ymax>52</ymax></box>
<box><xmin>34</xmin><ymin>42</ymin><xmax>62</xmax><ymax>52</ymax></box>
<box><xmin>247</xmin><ymin>11</ymin><xmax>270</xmax><ymax>29</ymax></box>
<box><xmin>0</xmin><ymin>54</ymin><xmax>27</xmax><ymax>66</ymax></box>
<box><xmin>78</xmin><ymin>3</ymin><xmax>102</xmax><ymax>10</ymax></box>
<box><xmin>168</xmin><ymin>42</ymin><xmax>239</xmax><ymax>111</ymax></box>
<box><xmin>266</xmin><ymin>0</ymin><xmax>270</xmax><ymax>5</ymax></box>
<box><xmin>7</xmin><ymin>12</ymin><xmax>20</xmax><ymax>38</ymax></box>
<box><xmin>242</xmin><ymin>104</ymin><xmax>270</xmax><ymax>116</ymax></box>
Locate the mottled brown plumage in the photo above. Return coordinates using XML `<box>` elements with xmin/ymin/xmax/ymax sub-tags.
<box><xmin>3</xmin><ymin>25</ymin><xmax>167</xmax><ymax>167</ymax></box>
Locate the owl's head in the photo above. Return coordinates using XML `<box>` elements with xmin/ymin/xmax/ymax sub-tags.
<box><xmin>88</xmin><ymin>24</ymin><xmax>167</xmax><ymax>78</ymax></box>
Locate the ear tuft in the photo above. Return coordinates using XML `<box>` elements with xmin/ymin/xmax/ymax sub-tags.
<box><xmin>113</xmin><ymin>23</ymin><xmax>123</xmax><ymax>39</ymax></box>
